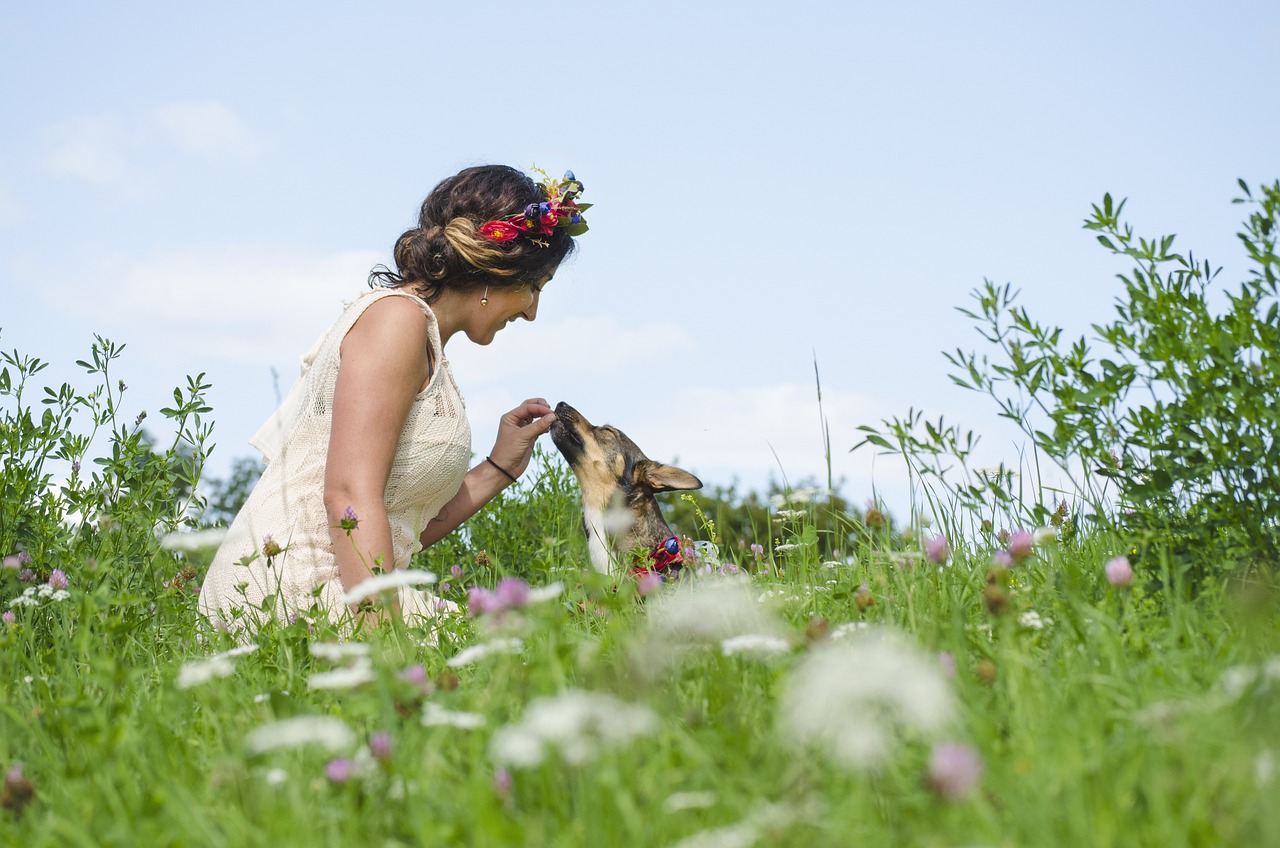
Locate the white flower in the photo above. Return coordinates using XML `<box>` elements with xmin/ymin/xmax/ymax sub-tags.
<box><xmin>253</xmin><ymin>693</ymin><xmax>270</xmax><ymax>704</ymax></box>
<box><xmin>159</xmin><ymin>527</ymin><xmax>230</xmax><ymax>552</ymax></box>
<box><xmin>244</xmin><ymin>716</ymin><xmax>355</xmax><ymax>754</ymax></box>
<box><xmin>773</xmin><ymin>543</ymin><xmax>800</xmax><ymax>553</ymax></box>
<box><xmin>649</xmin><ymin>580</ymin><xmax>783</xmax><ymax>644</ymax></box>
<box><xmin>490</xmin><ymin>689</ymin><xmax>659</xmax><ymax>768</ymax></box>
<box><xmin>307</xmin><ymin>661</ymin><xmax>376</xmax><ymax>690</ymax></box>
<box><xmin>527</xmin><ymin>582</ymin><xmax>565</xmax><ymax>604</ymax></box>
<box><xmin>663</xmin><ymin>791</ymin><xmax>718</xmax><ymax>813</ymax></box>
<box><xmin>309</xmin><ymin>641</ymin><xmax>371</xmax><ymax>661</ymax></box>
<box><xmin>721</xmin><ymin>634</ymin><xmax>792</xmax><ymax>658</ymax></box>
<box><xmin>341</xmin><ymin>569</ymin><xmax>437</xmax><ymax>606</ymax></box>
<box><xmin>176</xmin><ymin>656</ymin><xmax>236</xmax><ymax>689</ymax></box>
<box><xmin>48</xmin><ymin>590</ymin><xmax>70</xmax><ymax>602</ymax></box>
<box><xmin>775</xmin><ymin>509</ymin><xmax>807</xmax><ymax>519</ymax></box>
<box><xmin>446</xmin><ymin>637</ymin><xmax>523</xmax><ymax>668</ymax></box>
<box><xmin>830</xmin><ymin>622</ymin><xmax>869</xmax><ymax>640</ymax></box>
<box><xmin>778</xmin><ymin>628</ymin><xmax>954</xmax><ymax>770</ymax></box>
<box><xmin>421</xmin><ymin>703</ymin><xmax>487</xmax><ymax>729</ymax></box>
<box><xmin>262</xmin><ymin>768</ymin><xmax>288</xmax><ymax>786</ymax></box>
<box><xmin>9</xmin><ymin>595</ymin><xmax>38</xmax><ymax>608</ymax></box>
<box><xmin>212</xmin><ymin>644</ymin><xmax>260</xmax><ymax>661</ymax></box>
<box><xmin>1019</xmin><ymin>610</ymin><xmax>1048</xmax><ymax>630</ymax></box>
<box><xmin>1033</xmin><ymin>526</ymin><xmax>1058</xmax><ymax>545</ymax></box>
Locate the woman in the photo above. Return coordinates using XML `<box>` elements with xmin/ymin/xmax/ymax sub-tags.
<box><xmin>198</xmin><ymin>165</ymin><xmax>587</xmax><ymax>632</ymax></box>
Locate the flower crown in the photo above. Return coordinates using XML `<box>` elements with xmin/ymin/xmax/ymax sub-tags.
<box><xmin>479</xmin><ymin>169</ymin><xmax>590</xmax><ymax>247</ymax></box>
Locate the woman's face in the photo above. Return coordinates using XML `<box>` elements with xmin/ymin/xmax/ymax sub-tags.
<box><xmin>470</xmin><ymin>275</ymin><xmax>552</xmax><ymax>345</ymax></box>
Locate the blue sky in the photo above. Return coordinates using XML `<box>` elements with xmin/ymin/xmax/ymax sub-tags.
<box><xmin>2</xmin><ymin>1</ymin><xmax>1277</xmax><ymax>516</ymax></box>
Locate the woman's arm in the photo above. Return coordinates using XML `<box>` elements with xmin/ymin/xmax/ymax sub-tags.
<box><xmin>418</xmin><ymin>398</ymin><xmax>556</xmax><ymax>548</ymax></box>
<box><xmin>323</xmin><ymin>296</ymin><xmax>432</xmax><ymax>602</ymax></box>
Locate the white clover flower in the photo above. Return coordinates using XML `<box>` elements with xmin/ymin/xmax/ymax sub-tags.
<box><xmin>1033</xmin><ymin>526</ymin><xmax>1058</xmax><ymax>545</ymax></box>
<box><xmin>176</xmin><ymin>656</ymin><xmax>236</xmax><ymax>689</ymax></box>
<box><xmin>526</xmin><ymin>582</ymin><xmax>565</xmax><ymax>604</ymax></box>
<box><xmin>778</xmin><ymin>628</ymin><xmax>954</xmax><ymax>770</ymax></box>
<box><xmin>663</xmin><ymin>791</ymin><xmax>718</xmax><ymax>813</ymax></box>
<box><xmin>489</xmin><ymin>689</ymin><xmax>659</xmax><ymax>768</ymax></box>
<box><xmin>341</xmin><ymin>569</ymin><xmax>437</xmax><ymax>606</ymax></box>
<box><xmin>446</xmin><ymin>637</ymin><xmax>524</xmax><ymax>668</ymax></box>
<box><xmin>421</xmin><ymin>703</ymin><xmax>487</xmax><ymax>729</ymax></box>
<box><xmin>721</xmin><ymin>634</ymin><xmax>792</xmax><ymax>658</ymax></box>
<box><xmin>159</xmin><ymin>527</ymin><xmax>230</xmax><ymax>553</ymax></box>
<box><xmin>9</xmin><ymin>595</ymin><xmax>39</xmax><ymax>608</ymax></box>
<box><xmin>244</xmin><ymin>716</ymin><xmax>355</xmax><ymax>754</ymax></box>
<box><xmin>309</xmin><ymin>641</ymin><xmax>371</xmax><ymax>661</ymax></box>
<box><xmin>773</xmin><ymin>543</ymin><xmax>800</xmax><ymax>553</ymax></box>
<box><xmin>307</xmin><ymin>661</ymin><xmax>376</xmax><ymax>690</ymax></box>
<box><xmin>1019</xmin><ymin>610</ymin><xmax>1048</xmax><ymax>630</ymax></box>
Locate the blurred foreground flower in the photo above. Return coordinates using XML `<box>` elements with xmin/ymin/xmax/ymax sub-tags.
<box><xmin>1</xmin><ymin>763</ymin><xmax>35</xmax><ymax>813</ymax></box>
<box><xmin>159</xmin><ymin>527</ymin><xmax>229</xmax><ymax>553</ymax></box>
<box><xmin>927</xmin><ymin>742</ymin><xmax>983</xmax><ymax>801</ymax></box>
<box><xmin>245</xmin><ymin>716</ymin><xmax>355</xmax><ymax>755</ymax></box>
<box><xmin>1007</xmin><ymin>530</ymin><xmax>1035</xmax><ymax>562</ymax></box>
<box><xmin>341</xmin><ymin>569</ymin><xmax>437</xmax><ymax>606</ymax></box>
<box><xmin>1105</xmin><ymin>556</ymin><xmax>1133</xmax><ymax>587</ymax></box>
<box><xmin>176</xmin><ymin>644</ymin><xmax>259</xmax><ymax>689</ymax></box>
<box><xmin>924</xmin><ymin>535</ymin><xmax>951</xmax><ymax>564</ymax></box>
<box><xmin>778</xmin><ymin>628</ymin><xmax>954</xmax><ymax>770</ymax></box>
<box><xmin>447</xmin><ymin>637</ymin><xmax>524</xmax><ymax>668</ymax></box>
<box><xmin>490</xmin><ymin>689</ymin><xmax>658</xmax><ymax>768</ymax></box>
<box><xmin>422</xmin><ymin>703</ymin><xmax>487</xmax><ymax>729</ymax></box>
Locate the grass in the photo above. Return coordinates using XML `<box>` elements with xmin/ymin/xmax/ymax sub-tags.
<box><xmin>3</xmin><ymin>460</ymin><xmax>1278</xmax><ymax>848</ymax></box>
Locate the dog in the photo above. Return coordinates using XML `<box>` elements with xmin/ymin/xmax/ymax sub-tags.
<box><xmin>549</xmin><ymin>402</ymin><xmax>703</xmax><ymax>577</ymax></box>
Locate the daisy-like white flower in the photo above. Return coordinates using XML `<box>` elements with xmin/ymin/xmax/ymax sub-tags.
<box><xmin>446</xmin><ymin>637</ymin><xmax>524</xmax><ymax>668</ymax></box>
<box><xmin>778</xmin><ymin>627</ymin><xmax>955</xmax><ymax>770</ymax></box>
<box><xmin>310</xmin><ymin>641</ymin><xmax>371</xmax><ymax>661</ymax></box>
<box><xmin>159</xmin><ymin>527</ymin><xmax>230</xmax><ymax>553</ymax></box>
<box><xmin>421</xmin><ymin>703</ymin><xmax>487</xmax><ymax>729</ymax></box>
<box><xmin>720</xmin><ymin>634</ymin><xmax>792</xmax><ymax>658</ymax></box>
<box><xmin>526</xmin><ymin>582</ymin><xmax>565</xmax><ymax>604</ymax></box>
<box><xmin>1019</xmin><ymin>610</ymin><xmax>1048</xmax><ymax>630</ymax></box>
<box><xmin>244</xmin><ymin>716</ymin><xmax>355</xmax><ymax>754</ymax></box>
<box><xmin>341</xmin><ymin>569</ymin><xmax>437</xmax><ymax>606</ymax></box>
<box><xmin>307</xmin><ymin>662</ymin><xmax>376</xmax><ymax>690</ymax></box>
<box><xmin>176</xmin><ymin>656</ymin><xmax>236</xmax><ymax>689</ymax></box>
<box><xmin>490</xmin><ymin>689</ymin><xmax>659</xmax><ymax>768</ymax></box>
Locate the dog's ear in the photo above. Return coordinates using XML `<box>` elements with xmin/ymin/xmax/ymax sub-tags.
<box><xmin>636</xmin><ymin>460</ymin><xmax>703</xmax><ymax>493</ymax></box>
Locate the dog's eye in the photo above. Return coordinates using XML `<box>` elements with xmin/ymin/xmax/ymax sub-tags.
<box><xmin>664</xmin><ymin>537</ymin><xmax>681</xmax><ymax>556</ymax></box>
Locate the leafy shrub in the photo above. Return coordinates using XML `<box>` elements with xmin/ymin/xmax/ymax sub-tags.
<box><xmin>857</xmin><ymin>180</ymin><xmax>1280</xmax><ymax>584</ymax></box>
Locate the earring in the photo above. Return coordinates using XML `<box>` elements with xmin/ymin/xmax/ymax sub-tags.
<box><xmin>480</xmin><ymin>286</ymin><xmax>489</xmax><ymax>307</ymax></box>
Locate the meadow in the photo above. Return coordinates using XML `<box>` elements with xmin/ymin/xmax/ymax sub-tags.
<box><xmin>3</xmin><ymin>184</ymin><xmax>1278</xmax><ymax>846</ymax></box>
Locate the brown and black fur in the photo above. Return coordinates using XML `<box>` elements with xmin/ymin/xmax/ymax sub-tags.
<box><xmin>549</xmin><ymin>402</ymin><xmax>702</xmax><ymax>574</ymax></box>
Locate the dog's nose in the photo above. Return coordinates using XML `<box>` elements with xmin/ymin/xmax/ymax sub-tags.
<box><xmin>554</xmin><ymin>401</ymin><xmax>573</xmax><ymax>415</ymax></box>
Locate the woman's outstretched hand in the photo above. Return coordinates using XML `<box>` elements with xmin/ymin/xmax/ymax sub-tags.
<box><xmin>489</xmin><ymin>398</ymin><xmax>556</xmax><ymax>479</ymax></box>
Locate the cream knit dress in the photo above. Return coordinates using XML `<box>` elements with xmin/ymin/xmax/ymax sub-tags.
<box><xmin>198</xmin><ymin>288</ymin><xmax>471</xmax><ymax>632</ymax></box>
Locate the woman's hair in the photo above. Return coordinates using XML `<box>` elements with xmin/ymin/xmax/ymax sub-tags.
<box><xmin>370</xmin><ymin>165</ymin><xmax>577</xmax><ymax>300</ymax></box>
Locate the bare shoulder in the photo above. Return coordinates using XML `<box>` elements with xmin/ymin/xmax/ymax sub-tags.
<box><xmin>342</xmin><ymin>293</ymin><xmax>429</xmax><ymax>354</ymax></box>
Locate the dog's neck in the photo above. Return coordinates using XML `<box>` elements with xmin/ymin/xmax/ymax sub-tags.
<box><xmin>581</xmin><ymin>494</ymin><xmax>676</xmax><ymax>575</ymax></box>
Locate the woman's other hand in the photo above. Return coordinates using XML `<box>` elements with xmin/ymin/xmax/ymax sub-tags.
<box><xmin>488</xmin><ymin>398</ymin><xmax>556</xmax><ymax>479</ymax></box>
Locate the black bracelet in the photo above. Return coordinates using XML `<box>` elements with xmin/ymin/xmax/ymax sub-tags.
<box><xmin>485</xmin><ymin>456</ymin><xmax>519</xmax><ymax>485</ymax></box>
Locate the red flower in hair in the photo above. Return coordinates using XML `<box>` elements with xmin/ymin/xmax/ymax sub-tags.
<box><xmin>480</xmin><ymin>220</ymin><xmax>520</xmax><ymax>242</ymax></box>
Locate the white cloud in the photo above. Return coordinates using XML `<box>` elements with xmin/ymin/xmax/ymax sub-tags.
<box><xmin>43</xmin><ymin>243</ymin><xmax>381</xmax><ymax>366</ymax></box>
<box><xmin>41</xmin><ymin>101</ymin><xmax>266</xmax><ymax>185</ymax></box>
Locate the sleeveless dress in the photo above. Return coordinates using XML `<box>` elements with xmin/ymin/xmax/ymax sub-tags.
<box><xmin>197</xmin><ymin>288</ymin><xmax>472</xmax><ymax>632</ymax></box>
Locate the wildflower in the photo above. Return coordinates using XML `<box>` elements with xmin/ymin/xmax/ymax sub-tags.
<box><xmin>1007</xmin><ymin>530</ymin><xmax>1034</xmax><ymax>561</ymax></box>
<box><xmin>489</xmin><ymin>689</ymin><xmax>659</xmax><ymax>768</ymax></box>
<box><xmin>18</xmin><ymin>569</ymin><xmax>35</xmax><ymax>583</ymax></box>
<box><xmin>982</xmin><ymin>585</ymin><xmax>1009</xmax><ymax>615</ymax></box>
<box><xmin>446</xmin><ymin>637</ymin><xmax>524</xmax><ymax>668</ymax></box>
<box><xmin>176</xmin><ymin>656</ymin><xmax>236</xmax><ymax>689</ymax></box>
<box><xmin>750</xmin><ymin>543</ymin><xmax>764</xmax><ymax>557</ymax></box>
<box><xmin>864</xmin><ymin>503</ymin><xmax>885</xmax><ymax>528</ymax></box>
<box><xmin>635</xmin><ymin>570</ymin><xmax>663</xmax><ymax>598</ymax></box>
<box><xmin>308</xmin><ymin>663</ymin><xmax>376</xmax><ymax>690</ymax></box>
<box><xmin>527</xmin><ymin>582</ymin><xmax>564</xmax><ymax>604</ymax></box>
<box><xmin>938</xmin><ymin>652</ymin><xmax>956</xmax><ymax>678</ymax></box>
<box><xmin>450</xmin><ymin>564</ymin><xmax>463</xmax><ymax>578</ymax></box>
<box><xmin>398</xmin><ymin>663</ymin><xmax>434</xmax><ymax>694</ymax></box>
<box><xmin>1033</xmin><ymin>526</ymin><xmax>1057</xmax><ymax>545</ymax></box>
<box><xmin>1</xmin><ymin>763</ymin><xmax>35</xmax><ymax>813</ymax></box>
<box><xmin>475</xmin><ymin>550</ymin><xmax>491</xmax><ymax>568</ymax></box>
<box><xmin>1105</xmin><ymin>556</ymin><xmax>1133</xmax><ymax>587</ymax></box>
<box><xmin>310</xmin><ymin>641</ymin><xmax>371</xmax><ymax>661</ymax></box>
<box><xmin>925</xmin><ymin>534</ymin><xmax>951</xmax><ymax>564</ymax></box>
<box><xmin>439</xmin><ymin>581</ymin><xmax>451</xmax><ymax>593</ymax></box>
<box><xmin>2</xmin><ymin>555</ymin><xmax>19</xmax><ymax>570</ymax></box>
<box><xmin>1019</xmin><ymin>610</ymin><xmax>1048</xmax><ymax>630</ymax></box>
<box><xmin>494</xmin><ymin>767</ymin><xmax>513</xmax><ymax>799</ymax></box>
<box><xmin>262</xmin><ymin>768</ymin><xmax>288</xmax><ymax>786</ymax></box>
<box><xmin>648</xmin><ymin>579</ymin><xmax>784</xmax><ymax>645</ymax></box>
<box><xmin>0</xmin><ymin>608</ymin><xmax>13</xmax><ymax>625</ymax></box>
<box><xmin>720</xmin><ymin>634</ymin><xmax>792</xmax><ymax>658</ymax></box>
<box><xmin>774</xmin><ymin>543</ymin><xmax>799</xmax><ymax>553</ymax></box>
<box><xmin>927</xmin><ymin>742</ymin><xmax>983</xmax><ymax>801</ymax></box>
<box><xmin>778</xmin><ymin>629</ymin><xmax>954</xmax><ymax>770</ymax></box>
<box><xmin>995</xmin><ymin>529</ymin><xmax>1010</xmax><ymax>545</ymax></box>
<box><xmin>325</xmin><ymin>758</ymin><xmax>354</xmax><ymax>783</ymax></box>
<box><xmin>339</xmin><ymin>506</ymin><xmax>360</xmax><ymax>532</ymax></box>
<box><xmin>494</xmin><ymin>577</ymin><xmax>530</xmax><ymax>609</ymax></box>
<box><xmin>422</xmin><ymin>703</ymin><xmax>487</xmax><ymax>729</ymax></box>
<box><xmin>663</xmin><ymin>790</ymin><xmax>718</xmax><ymax>813</ymax></box>
<box><xmin>159</xmin><ymin>528</ymin><xmax>229</xmax><ymax>552</ymax></box>
<box><xmin>991</xmin><ymin>550</ymin><xmax>1014</xmax><ymax>569</ymax></box>
<box><xmin>341</xmin><ymin>569</ymin><xmax>436</xmax><ymax>606</ymax></box>
<box><xmin>244</xmin><ymin>716</ymin><xmax>355</xmax><ymax>754</ymax></box>
<box><xmin>369</xmin><ymin>732</ymin><xmax>393</xmax><ymax>762</ymax></box>
<box><xmin>974</xmin><ymin>658</ymin><xmax>997</xmax><ymax>684</ymax></box>
<box><xmin>854</xmin><ymin>583</ymin><xmax>875</xmax><ymax>612</ymax></box>
<box><xmin>262</xmin><ymin>536</ymin><xmax>283</xmax><ymax>559</ymax></box>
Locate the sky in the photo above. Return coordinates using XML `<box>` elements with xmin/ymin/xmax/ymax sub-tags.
<box><xmin>2</xmin><ymin>1</ymin><xmax>1277</xmax><ymax>519</ymax></box>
